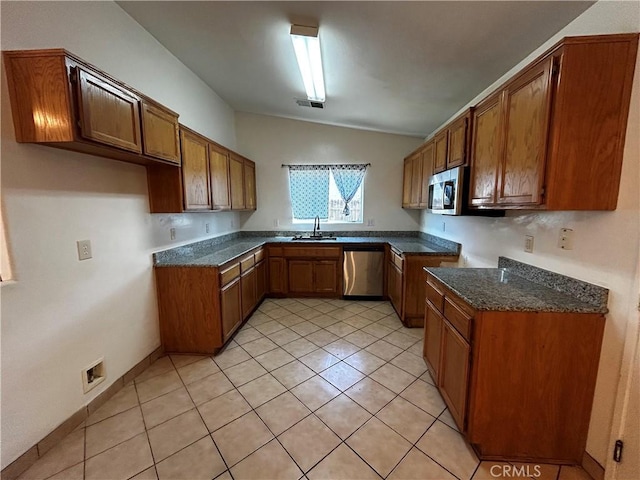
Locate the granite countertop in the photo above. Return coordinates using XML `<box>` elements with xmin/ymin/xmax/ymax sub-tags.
<box><xmin>154</xmin><ymin>232</ymin><xmax>460</xmax><ymax>268</ymax></box>
<box><xmin>425</xmin><ymin>261</ymin><xmax>608</xmax><ymax>314</ymax></box>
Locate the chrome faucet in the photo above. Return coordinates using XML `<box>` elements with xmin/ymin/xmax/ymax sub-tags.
<box><xmin>313</xmin><ymin>216</ymin><xmax>321</xmax><ymax>237</ymax></box>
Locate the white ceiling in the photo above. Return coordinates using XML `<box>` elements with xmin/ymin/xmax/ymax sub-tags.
<box><xmin>117</xmin><ymin>1</ymin><xmax>594</xmax><ymax>137</ymax></box>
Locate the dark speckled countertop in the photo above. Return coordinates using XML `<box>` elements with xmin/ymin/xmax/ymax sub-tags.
<box><xmin>154</xmin><ymin>231</ymin><xmax>460</xmax><ymax>268</ymax></box>
<box><xmin>425</xmin><ymin>258</ymin><xmax>609</xmax><ymax>314</ymax></box>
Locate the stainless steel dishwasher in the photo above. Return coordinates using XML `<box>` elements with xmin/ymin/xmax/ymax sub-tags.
<box><xmin>343</xmin><ymin>245</ymin><xmax>385</xmax><ymax>298</ymax></box>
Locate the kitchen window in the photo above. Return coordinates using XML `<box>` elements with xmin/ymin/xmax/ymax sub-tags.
<box><xmin>286</xmin><ymin>164</ymin><xmax>368</xmax><ymax>224</ymax></box>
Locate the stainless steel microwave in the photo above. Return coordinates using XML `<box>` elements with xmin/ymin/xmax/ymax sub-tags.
<box><xmin>428</xmin><ymin>166</ymin><xmax>464</xmax><ymax>215</ymax></box>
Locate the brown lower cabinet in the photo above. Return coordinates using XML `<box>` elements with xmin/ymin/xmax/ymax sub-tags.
<box><xmin>268</xmin><ymin>245</ymin><xmax>342</xmax><ymax>297</ymax></box>
<box><xmin>423</xmin><ymin>273</ymin><xmax>605</xmax><ymax>463</ymax></box>
<box><xmin>387</xmin><ymin>247</ymin><xmax>457</xmax><ymax>327</ymax></box>
<box><xmin>155</xmin><ymin>247</ymin><xmax>264</xmax><ymax>354</ymax></box>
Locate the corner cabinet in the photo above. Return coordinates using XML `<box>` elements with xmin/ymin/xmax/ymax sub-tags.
<box><xmin>387</xmin><ymin>248</ymin><xmax>458</xmax><ymax>327</ymax></box>
<box><xmin>155</xmin><ymin>246</ymin><xmax>265</xmax><ymax>354</ymax></box>
<box><xmin>402</xmin><ymin>141</ymin><xmax>433</xmax><ymax>209</ymax></box>
<box><xmin>229</xmin><ymin>153</ymin><xmax>257</xmax><ymax>211</ymax></box>
<box><xmin>3</xmin><ymin>48</ymin><xmax>180</xmax><ymax>167</ymax></box>
<box><xmin>423</xmin><ymin>273</ymin><xmax>606</xmax><ymax>463</ymax></box>
<box><xmin>469</xmin><ymin>34</ymin><xmax>639</xmax><ymax>211</ymax></box>
<box><xmin>147</xmin><ymin>127</ymin><xmax>258</xmax><ymax>213</ymax></box>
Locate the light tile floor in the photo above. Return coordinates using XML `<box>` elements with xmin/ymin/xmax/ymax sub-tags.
<box><xmin>18</xmin><ymin>298</ymin><xmax>594</xmax><ymax>480</ymax></box>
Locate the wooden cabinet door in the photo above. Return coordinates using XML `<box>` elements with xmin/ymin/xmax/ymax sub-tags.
<box><xmin>209</xmin><ymin>144</ymin><xmax>231</xmax><ymax>210</ymax></box>
<box><xmin>433</xmin><ymin>130</ymin><xmax>448</xmax><ymax>173</ymax></box>
<box><xmin>268</xmin><ymin>257</ymin><xmax>286</xmax><ymax>294</ymax></box>
<box><xmin>420</xmin><ymin>142</ymin><xmax>434</xmax><ymax>208</ymax></box>
<box><xmin>76</xmin><ymin>67</ymin><xmax>142</xmax><ymax>153</ymax></box>
<box><xmin>402</xmin><ymin>157</ymin><xmax>413</xmax><ymax>208</ymax></box>
<box><xmin>241</xmin><ymin>268</ymin><xmax>257</xmax><ymax>319</ymax></box>
<box><xmin>314</xmin><ymin>260</ymin><xmax>338</xmax><ymax>294</ymax></box>
<box><xmin>410</xmin><ymin>152</ymin><xmax>422</xmax><ymax>208</ymax></box>
<box><xmin>388</xmin><ymin>263</ymin><xmax>403</xmax><ymax>315</ymax></box>
<box><xmin>288</xmin><ymin>260</ymin><xmax>314</xmax><ymax>294</ymax></box>
<box><xmin>424</xmin><ymin>302</ymin><xmax>444</xmax><ymax>383</ymax></box>
<box><xmin>440</xmin><ymin>320</ymin><xmax>470</xmax><ymax>431</ymax></box>
<box><xmin>141</xmin><ymin>102</ymin><xmax>180</xmax><ymax>163</ymax></box>
<box><xmin>244</xmin><ymin>160</ymin><xmax>257</xmax><ymax>210</ymax></box>
<box><xmin>180</xmin><ymin>129</ymin><xmax>212</xmax><ymax>210</ymax></box>
<box><xmin>447</xmin><ymin>116</ymin><xmax>468</xmax><ymax>169</ymax></box>
<box><xmin>498</xmin><ymin>58</ymin><xmax>553</xmax><ymax>206</ymax></box>
<box><xmin>469</xmin><ymin>93</ymin><xmax>503</xmax><ymax>207</ymax></box>
<box><xmin>229</xmin><ymin>154</ymin><xmax>245</xmax><ymax>210</ymax></box>
<box><xmin>256</xmin><ymin>260</ymin><xmax>267</xmax><ymax>302</ymax></box>
<box><xmin>221</xmin><ymin>278</ymin><xmax>242</xmax><ymax>342</ymax></box>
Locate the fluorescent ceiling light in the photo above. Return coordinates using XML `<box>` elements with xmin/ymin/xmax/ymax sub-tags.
<box><xmin>290</xmin><ymin>24</ymin><xmax>325</xmax><ymax>103</ymax></box>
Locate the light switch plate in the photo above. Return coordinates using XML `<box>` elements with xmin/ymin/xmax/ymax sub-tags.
<box><xmin>77</xmin><ymin>240</ymin><xmax>92</xmax><ymax>260</ymax></box>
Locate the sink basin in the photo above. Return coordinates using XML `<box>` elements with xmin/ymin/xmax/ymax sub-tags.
<box><xmin>291</xmin><ymin>235</ymin><xmax>338</xmax><ymax>241</ymax></box>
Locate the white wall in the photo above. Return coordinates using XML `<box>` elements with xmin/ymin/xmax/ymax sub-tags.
<box><xmin>419</xmin><ymin>0</ymin><xmax>640</xmax><ymax>466</ymax></box>
<box><xmin>235</xmin><ymin>112</ymin><xmax>423</xmax><ymax>232</ymax></box>
<box><xmin>0</xmin><ymin>1</ymin><xmax>241</xmax><ymax>468</ymax></box>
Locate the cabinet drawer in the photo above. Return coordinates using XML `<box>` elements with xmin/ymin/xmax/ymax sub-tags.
<box><xmin>283</xmin><ymin>246</ymin><xmax>341</xmax><ymax>258</ymax></box>
<box><xmin>268</xmin><ymin>246</ymin><xmax>284</xmax><ymax>257</ymax></box>
<box><xmin>392</xmin><ymin>251</ymin><xmax>404</xmax><ymax>270</ymax></box>
<box><xmin>220</xmin><ymin>263</ymin><xmax>240</xmax><ymax>287</ymax></box>
<box><xmin>240</xmin><ymin>255</ymin><xmax>255</xmax><ymax>273</ymax></box>
<box><xmin>444</xmin><ymin>297</ymin><xmax>472</xmax><ymax>341</ymax></box>
<box><xmin>254</xmin><ymin>249</ymin><xmax>265</xmax><ymax>263</ymax></box>
<box><xmin>426</xmin><ymin>280</ymin><xmax>445</xmax><ymax>313</ymax></box>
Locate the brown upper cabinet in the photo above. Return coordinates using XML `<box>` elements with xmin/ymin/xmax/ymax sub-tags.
<box><xmin>141</xmin><ymin>101</ymin><xmax>181</xmax><ymax>164</ymax></box>
<box><xmin>209</xmin><ymin>143</ymin><xmax>232</xmax><ymax>210</ymax></box>
<box><xmin>402</xmin><ymin>141</ymin><xmax>433</xmax><ymax>209</ymax></box>
<box><xmin>147</xmin><ymin>128</ymin><xmax>257</xmax><ymax>213</ymax></box>
<box><xmin>180</xmin><ymin>128</ymin><xmax>212</xmax><ymax>211</ymax></box>
<box><xmin>3</xmin><ymin>48</ymin><xmax>180</xmax><ymax>167</ymax></box>
<box><xmin>433</xmin><ymin>130</ymin><xmax>448</xmax><ymax>173</ymax></box>
<box><xmin>469</xmin><ymin>34</ymin><xmax>639</xmax><ymax>211</ymax></box>
<box><xmin>230</xmin><ymin>153</ymin><xmax>257</xmax><ymax>211</ymax></box>
<box><xmin>432</xmin><ymin>110</ymin><xmax>471</xmax><ymax>174</ymax></box>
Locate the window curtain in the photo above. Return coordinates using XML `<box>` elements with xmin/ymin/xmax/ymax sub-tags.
<box><xmin>287</xmin><ymin>165</ymin><xmax>330</xmax><ymax>219</ymax></box>
<box><xmin>330</xmin><ymin>165</ymin><xmax>368</xmax><ymax>216</ymax></box>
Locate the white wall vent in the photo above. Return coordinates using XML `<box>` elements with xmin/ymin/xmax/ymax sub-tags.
<box><xmin>82</xmin><ymin>357</ymin><xmax>106</xmax><ymax>393</ymax></box>
<box><xmin>296</xmin><ymin>99</ymin><xmax>324</xmax><ymax>109</ymax></box>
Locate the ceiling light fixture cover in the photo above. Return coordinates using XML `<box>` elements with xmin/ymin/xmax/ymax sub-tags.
<box><xmin>290</xmin><ymin>24</ymin><xmax>325</xmax><ymax>103</ymax></box>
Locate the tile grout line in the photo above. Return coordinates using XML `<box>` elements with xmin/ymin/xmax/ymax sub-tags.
<box><xmin>63</xmin><ymin>298</ymin><xmax>425</xmax><ymax>480</ymax></box>
<box><xmin>169</xmin><ymin>354</ymin><xmax>235</xmax><ymax>479</ymax></box>
<box><xmin>214</xmin><ymin>298</ymin><xmax>433</xmax><ymax>478</ymax></box>
<box><xmin>254</xmin><ymin>298</ymin><xmax>457</xmax><ymax>479</ymax></box>
<box><xmin>131</xmin><ymin>372</ymin><xmax>160</xmax><ymax>480</ymax></box>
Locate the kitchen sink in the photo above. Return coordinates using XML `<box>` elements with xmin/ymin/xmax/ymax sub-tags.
<box><xmin>291</xmin><ymin>235</ymin><xmax>337</xmax><ymax>241</ymax></box>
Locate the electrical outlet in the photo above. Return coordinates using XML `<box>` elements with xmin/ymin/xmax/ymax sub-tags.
<box><xmin>367</xmin><ymin>218</ymin><xmax>375</xmax><ymax>227</ymax></box>
<box><xmin>524</xmin><ymin>235</ymin><xmax>534</xmax><ymax>253</ymax></box>
<box><xmin>274</xmin><ymin>219</ymin><xmax>280</xmax><ymax>227</ymax></box>
<box><xmin>558</xmin><ymin>228</ymin><xmax>574</xmax><ymax>250</ymax></box>
<box><xmin>205</xmin><ymin>223</ymin><xmax>210</xmax><ymax>234</ymax></box>
<box><xmin>76</xmin><ymin>240</ymin><xmax>92</xmax><ymax>260</ymax></box>
<box><xmin>82</xmin><ymin>358</ymin><xmax>105</xmax><ymax>393</ymax></box>
<box><xmin>230</xmin><ymin>219</ymin><xmax>236</xmax><ymax>229</ymax></box>
<box><xmin>442</xmin><ymin>222</ymin><xmax>446</xmax><ymax>232</ymax></box>
<box><xmin>170</xmin><ymin>228</ymin><xmax>176</xmax><ymax>240</ymax></box>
